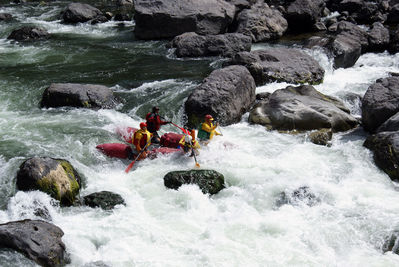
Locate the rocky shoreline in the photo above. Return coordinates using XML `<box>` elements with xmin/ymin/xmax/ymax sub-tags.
<box><xmin>2</xmin><ymin>0</ymin><xmax>399</xmax><ymax>265</ymax></box>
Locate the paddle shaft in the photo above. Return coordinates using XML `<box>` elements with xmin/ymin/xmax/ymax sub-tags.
<box><xmin>125</xmin><ymin>140</ymin><xmax>150</xmax><ymax>173</ymax></box>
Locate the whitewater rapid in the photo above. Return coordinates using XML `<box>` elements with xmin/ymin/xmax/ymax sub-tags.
<box><xmin>1</xmin><ymin>2</ymin><xmax>399</xmax><ymax>266</ymax></box>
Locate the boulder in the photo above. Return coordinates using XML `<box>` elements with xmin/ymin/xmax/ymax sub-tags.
<box><xmin>225</xmin><ymin>0</ymin><xmax>258</xmax><ymax>10</ymax></box>
<box><xmin>248</xmin><ymin>85</ymin><xmax>358</xmax><ymax>132</ymax></box>
<box><xmin>387</xmin><ymin>4</ymin><xmax>399</xmax><ymax>24</ymax></box>
<box><xmin>234</xmin><ymin>2</ymin><xmax>288</xmax><ymax>42</ymax></box>
<box><xmin>0</xmin><ymin>13</ymin><xmax>13</xmax><ymax>21</ymax></box>
<box><xmin>83</xmin><ymin>191</ymin><xmax>126</xmax><ymax>210</ymax></box>
<box><xmin>377</xmin><ymin>112</ymin><xmax>399</xmax><ymax>132</ymax></box>
<box><xmin>389</xmin><ymin>26</ymin><xmax>399</xmax><ymax>53</ymax></box>
<box><xmin>0</xmin><ymin>219</ymin><xmax>67</xmax><ymax>266</ymax></box>
<box><xmin>164</xmin><ymin>169</ymin><xmax>225</xmax><ymax>195</ymax></box>
<box><xmin>367</xmin><ymin>22</ymin><xmax>390</xmax><ymax>52</ymax></box>
<box><xmin>185</xmin><ymin>65</ymin><xmax>256</xmax><ymax>128</ymax></box>
<box><xmin>61</xmin><ymin>3</ymin><xmax>104</xmax><ymax>23</ymax></box>
<box><xmin>231</xmin><ymin>47</ymin><xmax>324</xmax><ymax>85</ymax></box>
<box><xmin>171</xmin><ymin>32</ymin><xmax>251</xmax><ymax>58</ymax></box>
<box><xmin>40</xmin><ymin>83</ymin><xmax>119</xmax><ymax>109</ymax></box>
<box><xmin>362</xmin><ymin>76</ymin><xmax>399</xmax><ymax>133</ymax></box>
<box><xmin>16</xmin><ymin>157</ymin><xmax>81</xmax><ymax>206</ymax></box>
<box><xmin>308</xmin><ymin>128</ymin><xmax>333</xmax><ymax>146</ymax></box>
<box><xmin>364</xmin><ymin>131</ymin><xmax>399</xmax><ymax>181</ymax></box>
<box><xmin>133</xmin><ymin>0</ymin><xmax>235</xmax><ymax>40</ymax></box>
<box><xmin>7</xmin><ymin>26</ymin><xmax>50</xmax><ymax>41</ymax></box>
<box><xmin>285</xmin><ymin>0</ymin><xmax>325</xmax><ymax>32</ymax></box>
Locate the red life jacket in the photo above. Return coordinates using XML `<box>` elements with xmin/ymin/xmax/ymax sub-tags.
<box><xmin>146</xmin><ymin>112</ymin><xmax>165</xmax><ymax>132</ymax></box>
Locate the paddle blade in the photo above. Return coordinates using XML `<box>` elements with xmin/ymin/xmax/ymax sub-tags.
<box><xmin>125</xmin><ymin>160</ymin><xmax>136</xmax><ymax>173</ymax></box>
<box><xmin>195</xmin><ymin>162</ymin><xmax>200</xmax><ymax>168</ymax></box>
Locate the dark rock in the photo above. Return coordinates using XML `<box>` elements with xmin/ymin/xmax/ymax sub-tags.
<box><xmin>389</xmin><ymin>26</ymin><xmax>399</xmax><ymax>53</ymax></box>
<box><xmin>61</xmin><ymin>3</ymin><xmax>103</xmax><ymax>24</ymax></box>
<box><xmin>235</xmin><ymin>2</ymin><xmax>288</xmax><ymax>42</ymax></box>
<box><xmin>83</xmin><ymin>191</ymin><xmax>126</xmax><ymax>210</ymax></box>
<box><xmin>249</xmin><ymin>85</ymin><xmax>358</xmax><ymax>132</ymax></box>
<box><xmin>133</xmin><ymin>0</ymin><xmax>235</xmax><ymax>40</ymax></box>
<box><xmin>114</xmin><ymin>13</ymin><xmax>131</xmax><ymax>21</ymax></box>
<box><xmin>335</xmin><ymin>21</ymin><xmax>369</xmax><ymax>51</ymax></box>
<box><xmin>185</xmin><ymin>65</ymin><xmax>256</xmax><ymax>128</ymax></box>
<box><xmin>164</xmin><ymin>169</ymin><xmax>225</xmax><ymax>195</ymax></box>
<box><xmin>90</xmin><ymin>14</ymin><xmax>109</xmax><ymax>25</ymax></box>
<box><xmin>231</xmin><ymin>47</ymin><xmax>325</xmax><ymax>85</ymax></box>
<box><xmin>16</xmin><ymin>157</ymin><xmax>81</xmax><ymax>206</ymax></box>
<box><xmin>367</xmin><ymin>22</ymin><xmax>390</xmax><ymax>52</ymax></box>
<box><xmin>0</xmin><ymin>13</ymin><xmax>13</xmax><ymax>21</ymax></box>
<box><xmin>275</xmin><ymin>186</ymin><xmax>320</xmax><ymax>207</ymax></box>
<box><xmin>383</xmin><ymin>230</ymin><xmax>399</xmax><ymax>254</ymax></box>
<box><xmin>7</xmin><ymin>26</ymin><xmax>50</xmax><ymax>41</ymax></box>
<box><xmin>225</xmin><ymin>0</ymin><xmax>257</xmax><ymax>11</ymax></box>
<box><xmin>40</xmin><ymin>83</ymin><xmax>119</xmax><ymax>109</ymax></box>
<box><xmin>0</xmin><ymin>219</ymin><xmax>67</xmax><ymax>266</ymax></box>
<box><xmin>308</xmin><ymin>128</ymin><xmax>333</xmax><ymax>146</ymax></box>
<box><xmin>256</xmin><ymin>92</ymin><xmax>271</xmax><ymax>101</ymax></box>
<box><xmin>285</xmin><ymin>0</ymin><xmax>325</xmax><ymax>32</ymax></box>
<box><xmin>364</xmin><ymin>131</ymin><xmax>399</xmax><ymax>181</ymax></box>
<box><xmin>171</xmin><ymin>32</ymin><xmax>251</xmax><ymax>58</ymax></box>
<box><xmin>362</xmin><ymin>76</ymin><xmax>399</xmax><ymax>133</ymax></box>
<box><xmin>387</xmin><ymin>4</ymin><xmax>399</xmax><ymax>24</ymax></box>
<box><xmin>377</xmin><ymin>113</ymin><xmax>399</xmax><ymax>132</ymax></box>
<box><xmin>313</xmin><ymin>21</ymin><xmax>327</xmax><ymax>31</ymax></box>
<box><xmin>116</xmin><ymin>0</ymin><xmax>133</xmax><ymax>8</ymax></box>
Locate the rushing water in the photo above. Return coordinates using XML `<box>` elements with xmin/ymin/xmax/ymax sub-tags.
<box><xmin>2</xmin><ymin>1</ymin><xmax>399</xmax><ymax>266</ymax></box>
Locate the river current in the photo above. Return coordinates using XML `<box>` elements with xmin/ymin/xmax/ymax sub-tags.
<box><xmin>1</xmin><ymin>1</ymin><xmax>399</xmax><ymax>266</ymax></box>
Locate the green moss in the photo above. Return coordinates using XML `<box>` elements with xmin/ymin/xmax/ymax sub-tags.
<box><xmin>82</xmin><ymin>101</ymin><xmax>91</xmax><ymax>108</ymax></box>
<box><xmin>58</xmin><ymin>160</ymin><xmax>80</xmax><ymax>204</ymax></box>
<box><xmin>37</xmin><ymin>177</ymin><xmax>61</xmax><ymax>200</ymax></box>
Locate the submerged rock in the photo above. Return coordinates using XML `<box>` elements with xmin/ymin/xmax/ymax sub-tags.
<box><xmin>134</xmin><ymin>0</ymin><xmax>235</xmax><ymax>40</ymax></box>
<box><xmin>185</xmin><ymin>65</ymin><xmax>256</xmax><ymax>128</ymax></box>
<box><xmin>7</xmin><ymin>26</ymin><xmax>50</xmax><ymax>41</ymax></box>
<box><xmin>40</xmin><ymin>83</ymin><xmax>119</xmax><ymax>109</ymax></box>
<box><xmin>383</xmin><ymin>230</ymin><xmax>399</xmax><ymax>254</ymax></box>
<box><xmin>83</xmin><ymin>191</ymin><xmax>126</xmax><ymax>210</ymax></box>
<box><xmin>0</xmin><ymin>219</ymin><xmax>67</xmax><ymax>266</ymax></box>
<box><xmin>275</xmin><ymin>186</ymin><xmax>320</xmax><ymax>207</ymax></box>
<box><xmin>164</xmin><ymin>169</ymin><xmax>225</xmax><ymax>195</ymax></box>
<box><xmin>249</xmin><ymin>85</ymin><xmax>358</xmax><ymax>132</ymax></box>
<box><xmin>171</xmin><ymin>32</ymin><xmax>251</xmax><ymax>58</ymax></box>
<box><xmin>308</xmin><ymin>128</ymin><xmax>333</xmax><ymax>146</ymax></box>
<box><xmin>16</xmin><ymin>157</ymin><xmax>81</xmax><ymax>206</ymax></box>
<box><xmin>364</xmin><ymin>131</ymin><xmax>399</xmax><ymax>181</ymax></box>
<box><xmin>0</xmin><ymin>13</ymin><xmax>13</xmax><ymax>21</ymax></box>
<box><xmin>231</xmin><ymin>47</ymin><xmax>324</xmax><ymax>85</ymax></box>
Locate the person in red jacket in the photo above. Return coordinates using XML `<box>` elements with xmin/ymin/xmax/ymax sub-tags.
<box><xmin>145</xmin><ymin>106</ymin><xmax>170</xmax><ymax>143</ymax></box>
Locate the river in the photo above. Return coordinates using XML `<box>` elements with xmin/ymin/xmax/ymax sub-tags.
<box><xmin>1</xmin><ymin>1</ymin><xmax>399</xmax><ymax>266</ymax></box>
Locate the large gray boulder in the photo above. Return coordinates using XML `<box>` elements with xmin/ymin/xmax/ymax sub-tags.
<box><xmin>61</xmin><ymin>3</ymin><xmax>104</xmax><ymax>23</ymax></box>
<box><xmin>171</xmin><ymin>32</ymin><xmax>251</xmax><ymax>58</ymax></box>
<box><xmin>40</xmin><ymin>83</ymin><xmax>119</xmax><ymax>109</ymax></box>
<box><xmin>285</xmin><ymin>0</ymin><xmax>325</xmax><ymax>32</ymax></box>
<box><xmin>0</xmin><ymin>220</ymin><xmax>67</xmax><ymax>266</ymax></box>
<box><xmin>185</xmin><ymin>65</ymin><xmax>256</xmax><ymax>128</ymax></box>
<box><xmin>362</xmin><ymin>76</ymin><xmax>399</xmax><ymax>133</ymax></box>
<box><xmin>16</xmin><ymin>157</ymin><xmax>81</xmax><ymax>206</ymax></box>
<box><xmin>306</xmin><ymin>21</ymin><xmax>370</xmax><ymax>68</ymax></box>
<box><xmin>164</xmin><ymin>170</ymin><xmax>225</xmax><ymax>195</ymax></box>
<box><xmin>249</xmin><ymin>85</ymin><xmax>358</xmax><ymax>132</ymax></box>
<box><xmin>7</xmin><ymin>26</ymin><xmax>50</xmax><ymax>41</ymax></box>
<box><xmin>235</xmin><ymin>2</ymin><xmax>288</xmax><ymax>42</ymax></box>
<box><xmin>367</xmin><ymin>22</ymin><xmax>390</xmax><ymax>52</ymax></box>
<box><xmin>231</xmin><ymin>47</ymin><xmax>324</xmax><ymax>85</ymax></box>
<box><xmin>133</xmin><ymin>0</ymin><xmax>235</xmax><ymax>40</ymax></box>
<box><xmin>364</xmin><ymin>131</ymin><xmax>399</xmax><ymax>181</ymax></box>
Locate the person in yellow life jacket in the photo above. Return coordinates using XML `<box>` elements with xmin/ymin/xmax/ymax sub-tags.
<box><xmin>197</xmin><ymin>114</ymin><xmax>221</xmax><ymax>142</ymax></box>
<box><xmin>179</xmin><ymin>129</ymin><xmax>200</xmax><ymax>156</ymax></box>
<box><xmin>132</xmin><ymin>122</ymin><xmax>152</xmax><ymax>160</ymax></box>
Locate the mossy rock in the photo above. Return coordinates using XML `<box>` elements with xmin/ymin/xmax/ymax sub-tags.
<box><xmin>164</xmin><ymin>169</ymin><xmax>225</xmax><ymax>195</ymax></box>
<box><xmin>308</xmin><ymin>128</ymin><xmax>332</xmax><ymax>146</ymax></box>
<box><xmin>16</xmin><ymin>157</ymin><xmax>81</xmax><ymax>206</ymax></box>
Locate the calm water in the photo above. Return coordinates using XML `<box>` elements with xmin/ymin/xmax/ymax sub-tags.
<box><xmin>1</xmin><ymin>1</ymin><xmax>399</xmax><ymax>266</ymax></box>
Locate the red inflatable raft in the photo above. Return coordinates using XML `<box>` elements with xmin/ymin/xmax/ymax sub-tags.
<box><xmin>96</xmin><ymin>143</ymin><xmax>182</xmax><ymax>160</ymax></box>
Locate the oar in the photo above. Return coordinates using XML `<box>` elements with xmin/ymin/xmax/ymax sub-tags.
<box><xmin>125</xmin><ymin>140</ymin><xmax>150</xmax><ymax>173</ymax></box>
<box><xmin>167</xmin><ymin>120</ymin><xmax>200</xmax><ymax>168</ymax></box>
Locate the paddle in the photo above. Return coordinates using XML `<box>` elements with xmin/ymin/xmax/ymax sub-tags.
<box><xmin>125</xmin><ymin>140</ymin><xmax>151</xmax><ymax>173</ymax></box>
<box><xmin>167</xmin><ymin>119</ymin><xmax>200</xmax><ymax>168</ymax></box>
